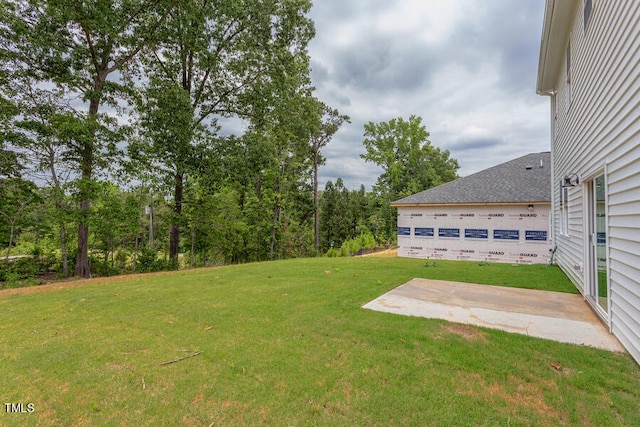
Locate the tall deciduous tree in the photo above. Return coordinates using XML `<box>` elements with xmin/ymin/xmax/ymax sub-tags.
<box><xmin>309</xmin><ymin>103</ymin><xmax>349</xmax><ymax>253</ymax></box>
<box><xmin>136</xmin><ymin>0</ymin><xmax>315</xmax><ymax>262</ymax></box>
<box><xmin>137</xmin><ymin>78</ymin><xmax>199</xmax><ymax>263</ymax></box>
<box><xmin>361</xmin><ymin>115</ymin><xmax>459</xmax><ymax>241</ymax></box>
<box><xmin>362</xmin><ymin>115</ymin><xmax>459</xmax><ymax>198</ymax></box>
<box><xmin>0</xmin><ymin>0</ymin><xmax>171</xmax><ymax>277</ymax></box>
<box><xmin>7</xmin><ymin>79</ymin><xmax>78</xmax><ymax>276</ymax></box>
<box><xmin>249</xmin><ymin>80</ymin><xmax>325</xmax><ymax>260</ymax></box>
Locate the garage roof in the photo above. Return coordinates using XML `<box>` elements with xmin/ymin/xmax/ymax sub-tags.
<box><xmin>391</xmin><ymin>152</ymin><xmax>551</xmax><ymax>206</ymax></box>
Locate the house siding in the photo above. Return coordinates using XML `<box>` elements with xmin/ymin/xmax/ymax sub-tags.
<box><xmin>547</xmin><ymin>0</ymin><xmax>640</xmax><ymax>362</ymax></box>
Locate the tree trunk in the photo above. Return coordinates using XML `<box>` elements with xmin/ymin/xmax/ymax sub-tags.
<box><xmin>269</xmin><ymin>214</ymin><xmax>277</xmax><ymax>260</ymax></box>
<box><xmin>74</xmin><ymin>146</ymin><xmax>95</xmax><ymax>277</ymax></box>
<box><xmin>169</xmin><ymin>171</ymin><xmax>184</xmax><ymax>262</ymax></box>
<box><xmin>5</xmin><ymin>219</ymin><xmax>16</xmax><ymax>264</ymax></box>
<box><xmin>46</xmin><ymin>140</ymin><xmax>69</xmax><ymax>277</ymax></box>
<box><xmin>257</xmin><ymin>174</ymin><xmax>263</xmax><ymax>261</ymax></box>
<box><xmin>75</xmin><ymin>217</ymin><xmax>91</xmax><ymax>277</ymax></box>
<box><xmin>133</xmin><ymin>234</ymin><xmax>139</xmax><ymax>273</ymax></box>
<box><xmin>190</xmin><ymin>227</ymin><xmax>195</xmax><ymax>269</ymax></box>
<box><xmin>313</xmin><ymin>153</ymin><xmax>319</xmax><ymax>254</ymax></box>
<box><xmin>60</xmin><ymin>224</ymin><xmax>68</xmax><ymax>277</ymax></box>
<box><xmin>269</xmin><ymin>177</ymin><xmax>282</xmax><ymax>260</ymax></box>
<box><xmin>75</xmin><ymin>81</ymin><xmax>102</xmax><ymax>277</ymax></box>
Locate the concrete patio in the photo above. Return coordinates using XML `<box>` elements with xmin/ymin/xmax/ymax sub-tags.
<box><xmin>363</xmin><ymin>278</ymin><xmax>624</xmax><ymax>352</ymax></box>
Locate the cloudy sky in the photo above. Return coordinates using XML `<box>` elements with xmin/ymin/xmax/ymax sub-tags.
<box><xmin>307</xmin><ymin>0</ymin><xmax>551</xmax><ymax>190</ymax></box>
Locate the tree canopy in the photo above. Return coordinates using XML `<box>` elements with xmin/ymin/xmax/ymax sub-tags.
<box><xmin>362</xmin><ymin>115</ymin><xmax>459</xmax><ymax>200</ymax></box>
<box><xmin>1</xmin><ymin>0</ymin><xmax>174</xmax><ymax>276</ymax></box>
<box><xmin>0</xmin><ymin>2</ymin><xmax>461</xmax><ymax>285</ymax></box>
<box><xmin>360</xmin><ymin>115</ymin><xmax>459</xmax><ymax>241</ymax></box>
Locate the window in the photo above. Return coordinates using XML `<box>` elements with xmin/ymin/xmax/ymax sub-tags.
<box><xmin>560</xmin><ymin>184</ymin><xmax>569</xmax><ymax>235</ymax></box>
<box><xmin>584</xmin><ymin>0</ymin><xmax>593</xmax><ymax>30</ymax></box>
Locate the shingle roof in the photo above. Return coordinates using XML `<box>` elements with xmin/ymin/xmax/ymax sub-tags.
<box><xmin>391</xmin><ymin>152</ymin><xmax>551</xmax><ymax>206</ymax></box>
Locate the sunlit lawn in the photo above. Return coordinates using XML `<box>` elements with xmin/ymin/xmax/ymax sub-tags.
<box><xmin>1</xmin><ymin>257</ymin><xmax>639</xmax><ymax>426</ymax></box>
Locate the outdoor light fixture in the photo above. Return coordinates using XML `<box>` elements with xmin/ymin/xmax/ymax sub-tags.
<box><xmin>528</xmin><ymin>204</ymin><xmax>534</xmax><ymax>211</ymax></box>
<box><xmin>561</xmin><ymin>173</ymin><xmax>580</xmax><ymax>188</ymax></box>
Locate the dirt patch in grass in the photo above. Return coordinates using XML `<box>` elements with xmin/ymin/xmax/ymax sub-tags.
<box><xmin>360</xmin><ymin>248</ymin><xmax>398</xmax><ymax>257</ymax></box>
<box><xmin>456</xmin><ymin>372</ymin><xmax>564</xmax><ymax>423</ymax></box>
<box><xmin>0</xmin><ymin>274</ymin><xmax>138</xmax><ymax>298</ymax></box>
<box><xmin>202</xmin><ymin>400</ymin><xmax>252</xmax><ymax>426</ymax></box>
<box><xmin>440</xmin><ymin>323</ymin><xmax>488</xmax><ymax>342</ymax></box>
<box><xmin>0</xmin><ymin>267</ymin><xmax>227</xmax><ymax>298</ymax></box>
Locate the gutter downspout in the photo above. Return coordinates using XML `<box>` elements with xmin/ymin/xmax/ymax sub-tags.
<box><xmin>539</xmin><ymin>90</ymin><xmax>557</xmax><ymax>256</ymax></box>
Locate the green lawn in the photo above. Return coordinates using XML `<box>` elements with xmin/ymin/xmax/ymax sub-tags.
<box><xmin>1</xmin><ymin>257</ymin><xmax>639</xmax><ymax>426</ymax></box>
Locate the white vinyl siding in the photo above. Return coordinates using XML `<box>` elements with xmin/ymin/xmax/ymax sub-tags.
<box><xmin>606</xmin><ymin>145</ymin><xmax>640</xmax><ymax>361</ymax></box>
<box><xmin>549</xmin><ymin>0</ymin><xmax>640</xmax><ymax>362</ymax></box>
<box><xmin>565</xmin><ymin>41</ymin><xmax>572</xmax><ymax>110</ymax></box>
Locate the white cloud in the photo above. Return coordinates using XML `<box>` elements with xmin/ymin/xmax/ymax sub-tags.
<box><xmin>384</xmin><ymin>1</ymin><xmax>466</xmax><ymax>44</ymax></box>
<box><xmin>309</xmin><ymin>0</ymin><xmax>550</xmax><ymax>189</ymax></box>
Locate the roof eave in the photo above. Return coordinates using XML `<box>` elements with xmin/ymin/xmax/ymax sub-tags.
<box><xmin>391</xmin><ymin>202</ymin><xmax>552</xmax><ymax>208</ymax></box>
<box><xmin>536</xmin><ymin>0</ymin><xmax>578</xmax><ymax>95</ymax></box>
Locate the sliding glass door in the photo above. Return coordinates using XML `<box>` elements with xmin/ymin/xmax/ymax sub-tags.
<box><xmin>590</xmin><ymin>174</ymin><xmax>608</xmax><ymax>314</ymax></box>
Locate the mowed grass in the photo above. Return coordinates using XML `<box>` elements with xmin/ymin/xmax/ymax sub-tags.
<box><xmin>1</xmin><ymin>257</ymin><xmax>639</xmax><ymax>426</ymax></box>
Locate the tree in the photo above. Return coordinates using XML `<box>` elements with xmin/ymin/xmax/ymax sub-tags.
<box><xmin>0</xmin><ymin>178</ymin><xmax>40</xmax><ymax>263</ymax></box>
<box><xmin>90</xmin><ymin>182</ymin><xmax>140</xmax><ymax>273</ymax></box>
<box><xmin>137</xmin><ymin>78</ymin><xmax>200</xmax><ymax>263</ymax></box>
<box><xmin>1</xmin><ymin>0</ymin><xmax>171</xmax><ymax>277</ymax></box>
<box><xmin>0</xmin><ymin>92</ymin><xmax>24</xmax><ymax>178</ymax></box>
<box><xmin>135</xmin><ymin>0</ymin><xmax>316</xmax><ymax>262</ymax></box>
<box><xmin>257</xmin><ymin>89</ymin><xmax>319</xmax><ymax>260</ymax></box>
<box><xmin>309</xmin><ymin>102</ymin><xmax>349</xmax><ymax>253</ymax></box>
<box><xmin>362</xmin><ymin>115</ymin><xmax>459</xmax><ymax>198</ymax></box>
<box><xmin>7</xmin><ymin>80</ymin><xmax>78</xmax><ymax>276</ymax></box>
<box><xmin>361</xmin><ymin>115</ymin><xmax>459</xmax><ymax>242</ymax></box>
<box><xmin>318</xmin><ymin>178</ymin><xmax>368</xmax><ymax>253</ymax></box>
<box><xmin>0</xmin><ymin>142</ymin><xmax>22</xmax><ymax>178</ymax></box>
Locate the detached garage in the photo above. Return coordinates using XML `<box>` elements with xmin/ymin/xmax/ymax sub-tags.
<box><xmin>391</xmin><ymin>152</ymin><xmax>552</xmax><ymax>264</ymax></box>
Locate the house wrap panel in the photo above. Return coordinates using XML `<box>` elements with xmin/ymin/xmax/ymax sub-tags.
<box><xmin>397</xmin><ymin>205</ymin><xmax>551</xmax><ymax>264</ymax></box>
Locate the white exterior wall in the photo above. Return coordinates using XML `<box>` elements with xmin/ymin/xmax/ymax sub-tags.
<box><xmin>397</xmin><ymin>205</ymin><xmax>551</xmax><ymax>264</ymax></box>
<box><xmin>550</xmin><ymin>0</ymin><xmax>640</xmax><ymax>362</ymax></box>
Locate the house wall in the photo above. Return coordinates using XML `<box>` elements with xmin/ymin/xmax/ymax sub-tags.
<box><xmin>550</xmin><ymin>0</ymin><xmax>640</xmax><ymax>362</ymax></box>
<box><xmin>397</xmin><ymin>205</ymin><xmax>551</xmax><ymax>264</ymax></box>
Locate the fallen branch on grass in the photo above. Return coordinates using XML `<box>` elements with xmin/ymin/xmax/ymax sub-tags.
<box><xmin>159</xmin><ymin>351</ymin><xmax>202</xmax><ymax>366</ymax></box>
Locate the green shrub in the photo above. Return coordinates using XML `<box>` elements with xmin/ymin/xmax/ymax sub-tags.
<box><xmin>325</xmin><ymin>248</ymin><xmax>339</xmax><ymax>258</ymax></box>
<box><xmin>89</xmin><ymin>257</ymin><xmax>122</xmax><ymax>277</ymax></box>
<box><xmin>339</xmin><ymin>232</ymin><xmax>378</xmax><ymax>256</ymax></box>
<box><xmin>136</xmin><ymin>247</ymin><xmax>174</xmax><ymax>272</ymax></box>
<box><xmin>0</xmin><ymin>255</ymin><xmax>50</xmax><ymax>288</ymax></box>
<box><xmin>136</xmin><ymin>247</ymin><xmax>158</xmax><ymax>272</ymax></box>
<box><xmin>114</xmin><ymin>250</ymin><xmax>130</xmax><ymax>269</ymax></box>
<box><xmin>7</xmin><ymin>257</ymin><xmax>42</xmax><ymax>279</ymax></box>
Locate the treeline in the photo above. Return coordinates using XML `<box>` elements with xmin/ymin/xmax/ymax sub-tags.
<box><xmin>1</xmin><ymin>1</ymin><xmax>459</xmax><ymax>284</ymax></box>
<box><xmin>1</xmin><ymin>117</ymin><xmax>458</xmax><ymax>284</ymax></box>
